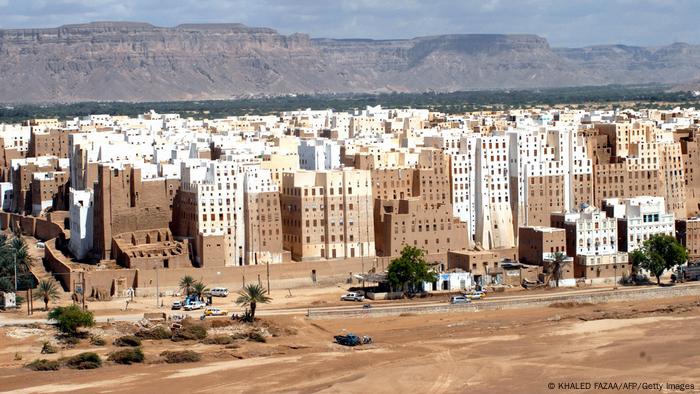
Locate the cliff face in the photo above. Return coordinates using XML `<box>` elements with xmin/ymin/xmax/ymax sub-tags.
<box><xmin>1</xmin><ymin>22</ymin><xmax>699</xmax><ymax>103</ymax></box>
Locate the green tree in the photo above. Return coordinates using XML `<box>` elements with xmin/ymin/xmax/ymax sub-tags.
<box><xmin>635</xmin><ymin>234</ymin><xmax>687</xmax><ymax>285</ymax></box>
<box><xmin>192</xmin><ymin>281</ymin><xmax>209</xmax><ymax>300</ymax></box>
<box><xmin>0</xmin><ymin>235</ymin><xmax>34</xmax><ymax>292</ymax></box>
<box><xmin>179</xmin><ymin>275</ymin><xmax>195</xmax><ymax>297</ymax></box>
<box><xmin>629</xmin><ymin>249</ymin><xmax>649</xmax><ymax>281</ymax></box>
<box><xmin>10</xmin><ymin>237</ymin><xmax>32</xmax><ymax>272</ymax></box>
<box><xmin>387</xmin><ymin>246</ymin><xmax>437</xmax><ymax>293</ymax></box>
<box><xmin>48</xmin><ymin>305</ymin><xmax>95</xmax><ymax>335</ymax></box>
<box><xmin>34</xmin><ymin>280</ymin><xmax>61</xmax><ymax>311</ymax></box>
<box><xmin>235</xmin><ymin>283</ymin><xmax>271</xmax><ymax>321</ymax></box>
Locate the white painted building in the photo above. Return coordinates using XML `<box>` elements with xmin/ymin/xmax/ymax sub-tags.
<box><xmin>561</xmin><ymin>205</ymin><xmax>628</xmax><ymax>284</ymax></box>
<box><xmin>0</xmin><ymin>182</ymin><xmax>12</xmax><ymax>211</ymax></box>
<box><xmin>68</xmin><ymin>188</ymin><xmax>94</xmax><ymax>260</ymax></box>
<box><xmin>475</xmin><ymin>134</ymin><xmax>515</xmax><ymax>249</ymax></box>
<box><xmin>423</xmin><ymin>271</ymin><xmax>473</xmax><ymax>292</ymax></box>
<box><xmin>507</xmin><ymin>125</ymin><xmax>593</xmax><ymax>229</ymax></box>
<box><xmin>564</xmin><ymin>205</ymin><xmax>619</xmax><ymax>256</ymax></box>
<box><xmin>298</xmin><ymin>138</ymin><xmax>341</xmax><ymax>171</ymax></box>
<box><xmin>242</xmin><ymin>166</ymin><xmax>283</xmax><ymax>264</ymax></box>
<box><xmin>604</xmin><ymin>196</ymin><xmax>675</xmax><ymax>252</ymax></box>
<box><xmin>182</xmin><ymin>159</ymin><xmax>247</xmax><ymax>266</ymax></box>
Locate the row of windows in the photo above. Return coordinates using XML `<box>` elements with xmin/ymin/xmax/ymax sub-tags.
<box><xmin>284</xmin><ymin>185</ymin><xmax>365</xmax><ymax>196</ymax></box>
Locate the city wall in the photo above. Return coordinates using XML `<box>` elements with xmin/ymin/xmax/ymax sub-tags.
<box><xmin>0</xmin><ymin>211</ymin><xmax>66</xmax><ymax>241</ymax></box>
<box><xmin>134</xmin><ymin>256</ymin><xmax>393</xmax><ymax>296</ymax></box>
<box><xmin>307</xmin><ymin>283</ymin><xmax>700</xmax><ymax>319</ymax></box>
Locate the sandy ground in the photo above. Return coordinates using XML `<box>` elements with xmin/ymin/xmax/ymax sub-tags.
<box><xmin>0</xmin><ymin>295</ymin><xmax>699</xmax><ymax>393</ymax></box>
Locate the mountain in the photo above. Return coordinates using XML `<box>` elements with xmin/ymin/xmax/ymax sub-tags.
<box><xmin>1</xmin><ymin>22</ymin><xmax>699</xmax><ymax>103</ymax></box>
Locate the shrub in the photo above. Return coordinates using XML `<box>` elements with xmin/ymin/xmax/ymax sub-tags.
<box><xmin>64</xmin><ymin>352</ymin><xmax>102</xmax><ymax>369</ymax></box>
<box><xmin>160</xmin><ymin>350</ymin><xmax>201</xmax><ymax>363</ymax></box>
<box><xmin>209</xmin><ymin>319</ymin><xmax>232</xmax><ymax>328</ymax></box>
<box><xmin>247</xmin><ymin>331</ymin><xmax>267</xmax><ymax>343</ymax></box>
<box><xmin>90</xmin><ymin>335</ymin><xmax>106</xmax><ymax>346</ymax></box>
<box><xmin>231</xmin><ymin>332</ymin><xmax>248</xmax><ymax>340</ymax></box>
<box><xmin>41</xmin><ymin>341</ymin><xmax>57</xmax><ymax>354</ymax></box>
<box><xmin>240</xmin><ymin>309</ymin><xmax>254</xmax><ymax>323</ymax></box>
<box><xmin>60</xmin><ymin>335</ymin><xmax>80</xmax><ymax>346</ymax></box>
<box><xmin>113</xmin><ymin>335</ymin><xmax>142</xmax><ymax>347</ymax></box>
<box><xmin>26</xmin><ymin>359</ymin><xmax>60</xmax><ymax>371</ymax></box>
<box><xmin>108</xmin><ymin>348</ymin><xmax>145</xmax><ymax>365</ymax></box>
<box><xmin>135</xmin><ymin>326</ymin><xmax>172</xmax><ymax>340</ymax></box>
<box><xmin>201</xmin><ymin>335</ymin><xmax>234</xmax><ymax>345</ymax></box>
<box><xmin>48</xmin><ymin>305</ymin><xmax>95</xmax><ymax>335</ymax></box>
<box><xmin>172</xmin><ymin>325</ymin><xmax>207</xmax><ymax>341</ymax></box>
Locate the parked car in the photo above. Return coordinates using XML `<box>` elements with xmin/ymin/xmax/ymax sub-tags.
<box><xmin>204</xmin><ymin>307</ymin><xmax>228</xmax><ymax>316</ymax></box>
<box><xmin>210</xmin><ymin>287</ymin><xmax>229</xmax><ymax>297</ymax></box>
<box><xmin>340</xmin><ymin>292</ymin><xmax>365</xmax><ymax>302</ymax></box>
<box><xmin>334</xmin><ymin>333</ymin><xmax>372</xmax><ymax>346</ymax></box>
<box><xmin>36</xmin><ymin>242</ymin><xmax>45</xmax><ymax>249</ymax></box>
<box><xmin>466</xmin><ymin>291</ymin><xmax>484</xmax><ymax>300</ymax></box>
<box><xmin>183</xmin><ymin>301</ymin><xmax>206</xmax><ymax>311</ymax></box>
<box><xmin>450</xmin><ymin>295</ymin><xmax>471</xmax><ymax>304</ymax></box>
<box><xmin>171</xmin><ymin>301</ymin><xmax>182</xmax><ymax>310</ymax></box>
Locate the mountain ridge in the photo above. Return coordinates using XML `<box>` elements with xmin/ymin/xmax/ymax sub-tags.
<box><xmin>0</xmin><ymin>22</ymin><xmax>699</xmax><ymax>103</ymax></box>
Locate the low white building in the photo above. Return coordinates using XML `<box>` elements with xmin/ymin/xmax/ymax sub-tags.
<box><xmin>423</xmin><ymin>271</ymin><xmax>473</xmax><ymax>292</ymax></box>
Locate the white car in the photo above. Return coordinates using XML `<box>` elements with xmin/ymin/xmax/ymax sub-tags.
<box><xmin>210</xmin><ymin>287</ymin><xmax>229</xmax><ymax>297</ymax></box>
<box><xmin>340</xmin><ymin>292</ymin><xmax>365</xmax><ymax>302</ymax></box>
<box><xmin>183</xmin><ymin>301</ymin><xmax>206</xmax><ymax>311</ymax></box>
<box><xmin>450</xmin><ymin>295</ymin><xmax>471</xmax><ymax>304</ymax></box>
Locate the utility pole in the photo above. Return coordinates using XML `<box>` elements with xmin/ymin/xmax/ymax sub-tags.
<box><xmin>155</xmin><ymin>268</ymin><xmax>160</xmax><ymax>308</ymax></box>
<box><xmin>81</xmin><ymin>271</ymin><xmax>86</xmax><ymax>310</ymax></box>
<box><xmin>362</xmin><ymin>190</ymin><xmax>369</xmax><ymax>289</ymax></box>
<box><xmin>362</xmin><ymin>259</ymin><xmax>365</xmax><ymax>288</ymax></box>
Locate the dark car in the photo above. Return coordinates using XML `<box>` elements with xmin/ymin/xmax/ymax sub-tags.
<box><xmin>334</xmin><ymin>333</ymin><xmax>372</xmax><ymax>346</ymax></box>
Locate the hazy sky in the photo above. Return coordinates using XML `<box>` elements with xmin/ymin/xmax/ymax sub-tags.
<box><xmin>0</xmin><ymin>0</ymin><xmax>697</xmax><ymax>47</ymax></box>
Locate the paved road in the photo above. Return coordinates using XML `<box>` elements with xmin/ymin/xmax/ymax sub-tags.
<box><xmin>1</xmin><ymin>282</ymin><xmax>697</xmax><ymax>326</ymax></box>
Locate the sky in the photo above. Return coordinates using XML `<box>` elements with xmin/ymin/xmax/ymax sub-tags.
<box><xmin>0</xmin><ymin>0</ymin><xmax>697</xmax><ymax>47</ymax></box>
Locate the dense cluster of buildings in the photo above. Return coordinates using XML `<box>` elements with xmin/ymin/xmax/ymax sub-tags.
<box><xmin>2</xmin><ymin>105</ymin><xmax>700</xmax><ymax>288</ymax></box>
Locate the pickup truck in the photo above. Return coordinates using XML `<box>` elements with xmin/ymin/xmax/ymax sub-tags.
<box><xmin>183</xmin><ymin>301</ymin><xmax>206</xmax><ymax>311</ymax></box>
<box><xmin>340</xmin><ymin>292</ymin><xmax>365</xmax><ymax>302</ymax></box>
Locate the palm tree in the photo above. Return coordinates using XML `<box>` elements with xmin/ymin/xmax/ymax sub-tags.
<box><xmin>235</xmin><ymin>283</ymin><xmax>271</xmax><ymax>321</ymax></box>
<box><xmin>10</xmin><ymin>237</ymin><xmax>32</xmax><ymax>272</ymax></box>
<box><xmin>34</xmin><ymin>280</ymin><xmax>60</xmax><ymax>311</ymax></box>
<box><xmin>179</xmin><ymin>275</ymin><xmax>195</xmax><ymax>297</ymax></box>
<box><xmin>550</xmin><ymin>251</ymin><xmax>566</xmax><ymax>288</ymax></box>
<box><xmin>192</xmin><ymin>281</ymin><xmax>209</xmax><ymax>300</ymax></box>
<box><xmin>0</xmin><ymin>236</ymin><xmax>33</xmax><ymax>292</ymax></box>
